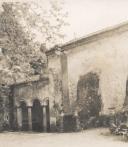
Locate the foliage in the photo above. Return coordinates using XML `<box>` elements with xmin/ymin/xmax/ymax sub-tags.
<box><xmin>109</xmin><ymin>112</ymin><xmax>128</xmax><ymax>141</ymax></box>
<box><xmin>77</xmin><ymin>73</ymin><xmax>102</xmax><ymax>117</ymax></box>
<box><xmin>0</xmin><ymin>85</ymin><xmax>10</xmax><ymax>130</ymax></box>
<box><xmin>0</xmin><ymin>0</ymin><xmax>68</xmax><ymax>84</ymax></box>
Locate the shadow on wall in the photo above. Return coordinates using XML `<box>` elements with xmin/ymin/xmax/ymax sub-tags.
<box><xmin>76</xmin><ymin>72</ymin><xmax>102</xmax><ymax>129</ymax></box>
<box><xmin>124</xmin><ymin>79</ymin><xmax>128</xmax><ymax>106</ymax></box>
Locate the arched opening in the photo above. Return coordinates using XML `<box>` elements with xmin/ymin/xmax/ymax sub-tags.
<box><xmin>20</xmin><ymin>101</ymin><xmax>29</xmax><ymax>131</ymax></box>
<box><xmin>32</xmin><ymin>99</ymin><xmax>43</xmax><ymax>132</ymax></box>
<box><xmin>77</xmin><ymin>72</ymin><xmax>102</xmax><ymax>128</ymax></box>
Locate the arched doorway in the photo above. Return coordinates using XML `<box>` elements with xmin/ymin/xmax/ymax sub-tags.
<box><xmin>20</xmin><ymin>101</ymin><xmax>29</xmax><ymax>131</ymax></box>
<box><xmin>32</xmin><ymin>99</ymin><xmax>43</xmax><ymax>132</ymax></box>
<box><xmin>77</xmin><ymin>72</ymin><xmax>102</xmax><ymax>128</ymax></box>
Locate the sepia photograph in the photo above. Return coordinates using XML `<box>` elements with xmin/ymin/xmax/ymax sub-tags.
<box><xmin>0</xmin><ymin>0</ymin><xmax>128</xmax><ymax>146</ymax></box>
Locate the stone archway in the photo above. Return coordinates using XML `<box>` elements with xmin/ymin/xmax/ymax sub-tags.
<box><xmin>20</xmin><ymin>101</ymin><xmax>29</xmax><ymax>131</ymax></box>
<box><xmin>32</xmin><ymin>99</ymin><xmax>43</xmax><ymax>132</ymax></box>
<box><xmin>77</xmin><ymin>72</ymin><xmax>102</xmax><ymax>127</ymax></box>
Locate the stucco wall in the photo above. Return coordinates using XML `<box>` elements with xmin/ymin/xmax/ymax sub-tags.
<box><xmin>47</xmin><ymin>53</ymin><xmax>63</xmax><ymax>111</ymax></box>
<box><xmin>67</xmin><ymin>30</ymin><xmax>128</xmax><ymax>114</ymax></box>
<box><xmin>13</xmin><ymin>79</ymin><xmax>49</xmax><ymax>107</ymax></box>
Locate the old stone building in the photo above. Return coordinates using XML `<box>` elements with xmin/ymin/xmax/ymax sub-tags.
<box><xmin>9</xmin><ymin>76</ymin><xmax>50</xmax><ymax>132</ymax></box>
<box><xmin>0</xmin><ymin>76</ymin><xmax>51</xmax><ymax>132</ymax></box>
<box><xmin>46</xmin><ymin>21</ymin><xmax>128</xmax><ymax>128</ymax></box>
<box><xmin>1</xmin><ymin>21</ymin><xmax>128</xmax><ymax>132</ymax></box>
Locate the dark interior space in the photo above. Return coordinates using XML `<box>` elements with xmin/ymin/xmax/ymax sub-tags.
<box><xmin>32</xmin><ymin>99</ymin><xmax>43</xmax><ymax>132</ymax></box>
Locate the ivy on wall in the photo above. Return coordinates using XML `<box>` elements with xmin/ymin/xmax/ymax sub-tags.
<box><xmin>0</xmin><ymin>84</ymin><xmax>10</xmax><ymax>131</ymax></box>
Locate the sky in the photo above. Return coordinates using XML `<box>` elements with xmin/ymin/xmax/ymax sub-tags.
<box><xmin>1</xmin><ymin>0</ymin><xmax>128</xmax><ymax>42</ymax></box>
<box><xmin>64</xmin><ymin>0</ymin><xmax>128</xmax><ymax>41</ymax></box>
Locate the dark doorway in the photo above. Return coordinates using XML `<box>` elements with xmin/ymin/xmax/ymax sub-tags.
<box><xmin>20</xmin><ymin>101</ymin><xmax>29</xmax><ymax>131</ymax></box>
<box><xmin>32</xmin><ymin>99</ymin><xmax>43</xmax><ymax>132</ymax></box>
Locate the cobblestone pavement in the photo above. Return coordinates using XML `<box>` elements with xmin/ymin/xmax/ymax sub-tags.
<box><xmin>0</xmin><ymin>128</ymin><xmax>127</xmax><ymax>147</ymax></box>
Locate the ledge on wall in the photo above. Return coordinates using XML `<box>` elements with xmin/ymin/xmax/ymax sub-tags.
<box><xmin>9</xmin><ymin>74</ymin><xmax>49</xmax><ymax>87</ymax></box>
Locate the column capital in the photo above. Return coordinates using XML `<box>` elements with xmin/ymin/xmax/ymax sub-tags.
<box><xmin>41</xmin><ymin>98</ymin><xmax>49</xmax><ymax>106</ymax></box>
<box><xmin>28</xmin><ymin>106</ymin><xmax>32</xmax><ymax>108</ymax></box>
<box><xmin>26</xmin><ymin>100</ymin><xmax>33</xmax><ymax>107</ymax></box>
<box><xmin>15</xmin><ymin>102</ymin><xmax>20</xmax><ymax>107</ymax></box>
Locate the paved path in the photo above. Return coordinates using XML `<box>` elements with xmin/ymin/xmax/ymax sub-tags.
<box><xmin>0</xmin><ymin>128</ymin><xmax>127</xmax><ymax>147</ymax></box>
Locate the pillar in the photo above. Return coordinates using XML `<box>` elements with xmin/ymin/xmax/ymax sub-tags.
<box><xmin>43</xmin><ymin>103</ymin><xmax>47</xmax><ymax>132</ymax></box>
<box><xmin>60</xmin><ymin>53</ymin><xmax>70</xmax><ymax>113</ymax></box>
<box><xmin>60</xmin><ymin>111</ymin><xmax>64</xmax><ymax>132</ymax></box>
<box><xmin>13</xmin><ymin>107</ymin><xmax>18</xmax><ymax>130</ymax></box>
<box><xmin>28</xmin><ymin>106</ymin><xmax>32</xmax><ymax>131</ymax></box>
<box><xmin>74</xmin><ymin>110</ymin><xmax>81</xmax><ymax>131</ymax></box>
<box><xmin>17</xmin><ymin>107</ymin><xmax>22</xmax><ymax>130</ymax></box>
<box><xmin>46</xmin><ymin>100</ymin><xmax>50</xmax><ymax>131</ymax></box>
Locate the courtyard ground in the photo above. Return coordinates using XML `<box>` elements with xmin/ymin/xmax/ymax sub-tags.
<box><xmin>0</xmin><ymin>128</ymin><xmax>127</xmax><ymax>147</ymax></box>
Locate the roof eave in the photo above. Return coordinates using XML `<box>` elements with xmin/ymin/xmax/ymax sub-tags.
<box><xmin>46</xmin><ymin>20</ymin><xmax>128</xmax><ymax>56</ymax></box>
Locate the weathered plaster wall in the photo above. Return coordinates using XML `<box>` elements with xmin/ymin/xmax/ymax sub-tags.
<box><xmin>47</xmin><ymin>53</ymin><xmax>63</xmax><ymax>127</ymax></box>
<box><xmin>13</xmin><ymin>79</ymin><xmax>49</xmax><ymax>107</ymax></box>
<box><xmin>47</xmin><ymin>53</ymin><xmax>62</xmax><ymax>110</ymax></box>
<box><xmin>67</xmin><ymin>30</ymin><xmax>128</xmax><ymax>114</ymax></box>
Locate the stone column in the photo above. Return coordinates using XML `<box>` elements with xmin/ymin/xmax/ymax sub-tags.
<box><xmin>74</xmin><ymin>110</ymin><xmax>80</xmax><ymax>132</ymax></box>
<box><xmin>17</xmin><ymin>107</ymin><xmax>22</xmax><ymax>130</ymax></box>
<box><xmin>28</xmin><ymin>106</ymin><xmax>32</xmax><ymax>131</ymax></box>
<box><xmin>43</xmin><ymin>102</ymin><xmax>47</xmax><ymax>132</ymax></box>
<box><xmin>60</xmin><ymin>111</ymin><xmax>64</xmax><ymax>132</ymax></box>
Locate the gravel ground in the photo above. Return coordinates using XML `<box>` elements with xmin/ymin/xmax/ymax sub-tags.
<box><xmin>0</xmin><ymin>128</ymin><xmax>127</xmax><ymax>147</ymax></box>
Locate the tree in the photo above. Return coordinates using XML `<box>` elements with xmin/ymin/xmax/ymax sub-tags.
<box><xmin>0</xmin><ymin>1</ymin><xmax>68</xmax><ymax>84</ymax></box>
